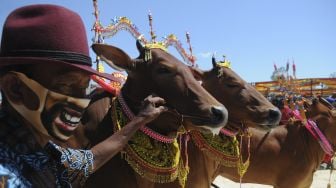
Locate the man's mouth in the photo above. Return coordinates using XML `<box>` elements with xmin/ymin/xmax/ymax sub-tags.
<box><xmin>54</xmin><ymin>109</ymin><xmax>82</xmax><ymax>132</ymax></box>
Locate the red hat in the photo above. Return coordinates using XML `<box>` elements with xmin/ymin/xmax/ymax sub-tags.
<box><xmin>0</xmin><ymin>4</ymin><xmax>118</xmax><ymax>81</ymax></box>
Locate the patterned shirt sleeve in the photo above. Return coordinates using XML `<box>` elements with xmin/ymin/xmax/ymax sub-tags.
<box><xmin>46</xmin><ymin>141</ymin><xmax>94</xmax><ymax>186</ymax></box>
<box><xmin>0</xmin><ymin>164</ymin><xmax>29</xmax><ymax>188</ymax></box>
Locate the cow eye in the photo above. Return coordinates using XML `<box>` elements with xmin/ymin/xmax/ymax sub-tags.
<box><xmin>226</xmin><ymin>82</ymin><xmax>240</xmax><ymax>88</ymax></box>
<box><xmin>156</xmin><ymin>67</ymin><xmax>171</xmax><ymax>74</ymax></box>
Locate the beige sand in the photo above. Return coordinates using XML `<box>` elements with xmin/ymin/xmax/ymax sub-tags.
<box><xmin>213</xmin><ymin>170</ymin><xmax>336</xmax><ymax>188</ymax></box>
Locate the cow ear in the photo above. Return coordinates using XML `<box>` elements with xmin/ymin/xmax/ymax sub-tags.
<box><xmin>136</xmin><ymin>40</ymin><xmax>145</xmax><ymax>55</ymax></box>
<box><xmin>92</xmin><ymin>43</ymin><xmax>138</xmax><ymax>71</ymax></box>
<box><xmin>189</xmin><ymin>66</ymin><xmax>204</xmax><ymax>81</ymax></box>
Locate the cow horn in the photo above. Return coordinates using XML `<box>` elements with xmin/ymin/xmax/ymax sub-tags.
<box><xmin>212</xmin><ymin>55</ymin><xmax>217</xmax><ymax>68</ymax></box>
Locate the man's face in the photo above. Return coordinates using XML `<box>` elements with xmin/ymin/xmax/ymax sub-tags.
<box><xmin>24</xmin><ymin>64</ymin><xmax>91</xmax><ymax>141</ymax></box>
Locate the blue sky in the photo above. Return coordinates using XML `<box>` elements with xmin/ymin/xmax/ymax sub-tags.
<box><xmin>1</xmin><ymin>0</ymin><xmax>335</xmax><ymax>82</ymax></box>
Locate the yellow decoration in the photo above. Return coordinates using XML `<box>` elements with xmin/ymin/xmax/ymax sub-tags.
<box><xmin>216</xmin><ymin>55</ymin><xmax>231</xmax><ymax>68</ymax></box>
<box><xmin>145</xmin><ymin>42</ymin><xmax>167</xmax><ymax>51</ymax></box>
<box><xmin>236</xmin><ymin>131</ymin><xmax>251</xmax><ymax>180</ymax></box>
<box><xmin>109</xmin><ymin>72</ymin><xmax>126</xmax><ymax>90</ymax></box>
<box><xmin>119</xmin><ymin>16</ymin><xmax>132</xmax><ymax>24</ymax></box>
<box><xmin>217</xmin><ymin>60</ymin><xmax>231</xmax><ymax>69</ymax></box>
<box><xmin>191</xmin><ymin>128</ymin><xmax>252</xmax><ymax>181</ymax></box>
<box><xmin>166</xmin><ymin>34</ymin><xmax>177</xmax><ymax>41</ymax></box>
<box><xmin>111</xmin><ymin>97</ymin><xmax>188</xmax><ymax>186</ymax></box>
<box><xmin>112</xmin><ymin>72</ymin><xmax>126</xmax><ymax>79</ymax></box>
<box><xmin>178</xmin><ymin>159</ymin><xmax>189</xmax><ymax>187</ymax></box>
<box><xmin>97</xmin><ymin>62</ymin><xmax>105</xmax><ymax>73</ymax></box>
<box><xmin>190</xmin><ymin>131</ymin><xmax>239</xmax><ymax>167</ymax></box>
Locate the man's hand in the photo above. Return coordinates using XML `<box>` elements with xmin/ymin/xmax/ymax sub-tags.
<box><xmin>136</xmin><ymin>95</ymin><xmax>168</xmax><ymax>124</ymax></box>
<box><xmin>91</xmin><ymin>95</ymin><xmax>168</xmax><ymax>171</ymax></box>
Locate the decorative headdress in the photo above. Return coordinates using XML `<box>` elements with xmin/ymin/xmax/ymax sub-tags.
<box><xmin>92</xmin><ymin>0</ymin><xmax>196</xmax><ymax>66</ymax></box>
<box><xmin>212</xmin><ymin>55</ymin><xmax>231</xmax><ymax>68</ymax></box>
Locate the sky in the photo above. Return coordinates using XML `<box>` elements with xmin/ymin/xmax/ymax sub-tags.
<box><xmin>1</xmin><ymin>0</ymin><xmax>335</xmax><ymax>82</ymax></box>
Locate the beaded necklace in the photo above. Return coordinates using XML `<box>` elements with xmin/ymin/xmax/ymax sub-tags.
<box><xmin>117</xmin><ymin>92</ymin><xmax>175</xmax><ymax>143</ymax></box>
<box><xmin>111</xmin><ymin>96</ymin><xmax>188</xmax><ymax>186</ymax></box>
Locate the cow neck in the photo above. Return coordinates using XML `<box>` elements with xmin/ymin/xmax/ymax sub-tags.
<box><xmin>291</xmin><ymin>108</ymin><xmax>334</xmax><ymax>158</ymax></box>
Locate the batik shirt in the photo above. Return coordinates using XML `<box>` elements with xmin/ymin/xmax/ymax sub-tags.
<box><xmin>0</xmin><ymin>109</ymin><xmax>94</xmax><ymax>187</ymax></box>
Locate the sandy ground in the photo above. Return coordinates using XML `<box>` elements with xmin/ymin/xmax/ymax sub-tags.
<box><xmin>212</xmin><ymin>170</ymin><xmax>336</xmax><ymax>188</ymax></box>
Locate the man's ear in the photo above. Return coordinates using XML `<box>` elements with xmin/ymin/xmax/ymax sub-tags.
<box><xmin>0</xmin><ymin>73</ymin><xmax>40</xmax><ymax>110</ymax></box>
<box><xmin>189</xmin><ymin>66</ymin><xmax>204</xmax><ymax>81</ymax></box>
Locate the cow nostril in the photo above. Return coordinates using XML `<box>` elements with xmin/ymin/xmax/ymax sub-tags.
<box><xmin>269</xmin><ymin>109</ymin><xmax>281</xmax><ymax>121</ymax></box>
<box><xmin>211</xmin><ymin>106</ymin><xmax>225</xmax><ymax>124</ymax></box>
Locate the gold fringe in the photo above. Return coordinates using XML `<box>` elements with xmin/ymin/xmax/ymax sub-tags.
<box><xmin>190</xmin><ymin>127</ymin><xmax>253</xmax><ymax>183</ymax></box>
<box><xmin>236</xmin><ymin>131</ymin><xmax>252</xmax><ymax>179</ymax></box>
<box><xmin>177</xmin><ymin>158</ymin><xmax>189</xmax><ymax>188</ymax></box>
<box><xmin>144</xmin><ymin>48</ymin><xmax>152</xmax><ymax>62</ymax></box>
<box><xmin>122</xmin><ymin>150</ymin><xmax>179</xmax><ymax>183</ymax></box>
<box><xmin>111</xmin><ymin>97</ymin><xmax>189</xmax><ymax>185</ymax></box>
<box><xmin>190</xmin><ymin>131</ymin><xmax>239</xmax><ymax>167</ymax></box>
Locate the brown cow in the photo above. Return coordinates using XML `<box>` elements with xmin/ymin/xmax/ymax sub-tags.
<box><xmin>83</xmin><ymin>41</ymin><xmax>228</xmax><ymax>188</ymax></box>
<box><xmin>83</xmin><ymin>56</ymin><xmax>281</xmax><ymax>188</ymax></box>
<box><xmin>175</xmin><ymin>58</ymin><xmax>282</xmax><ymax>188</ymax></box>
<box><xmin>187</xmin><ymin>92</ymin><xmax>335</xmax><ymax>188</ymax></box>
<box><xmin>182</xmin><ymin>60</ymin><xmax>335</xmax><ymax>188</ymax></box>
<box><xmin>199</xmin><ymin>57</ymin><xmax>281</xmax><ymax>127</ymax></box>
<box><xmin>215</xmin><ymin>97</ymin><xmax>336</xmax><ymax>188</ymax></box>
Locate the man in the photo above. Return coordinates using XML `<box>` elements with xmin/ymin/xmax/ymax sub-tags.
<box><xmin>326</xmin><ymin>92</ymin><xmax>336</xmax><ymax>107</ymax></box>
<box><xmin>0</xmin><ymin>4</ymin><xmax>167</xmax><ymax>187</ymax></box>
